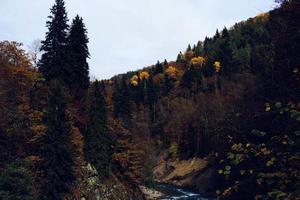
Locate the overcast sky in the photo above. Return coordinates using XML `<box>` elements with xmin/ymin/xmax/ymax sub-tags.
<box><xmin>0</xmin><ymin>0</ymin><xmax>275</xmax><ymax>79</ymax></box>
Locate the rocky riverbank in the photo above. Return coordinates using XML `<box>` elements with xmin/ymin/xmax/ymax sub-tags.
<box><xmin>153</xmin><ymin>157</ymin><xmax>219</xmax><ymax>195</ymax></box>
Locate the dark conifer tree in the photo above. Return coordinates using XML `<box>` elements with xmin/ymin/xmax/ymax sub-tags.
<box><xmin>219</xmin><ymin>27</ymin><xmax>233</xmax><ymax>75</ymax></box>
<box><xmin>222</xmin><ymin>27</ymin><xmax>229</xmax><ymax>38</ymax></box>
<box><xmin>176</xmin><ymin>51</ymin><xmax>185</xmax><ymax>63</ymax></box>
<box><xmin>164</xmin><ymin>59</ymin><xmax>168</xmax><ymax>66</ymax></box>
<box><xmin>163</xmin><ymin>74</ymin><xmax>173</xmax><ymax>96</ymax></box>
<box><xmin>85</xmin><ymin>81</ymin><xmax>113</xmax><ymax>180</ymax></box>
<box><xmin>195</xmin><ymin>41</ymin><xmax>204</xmax><ymax>56</ymax></box>
<box><xmin>39</xmin><ymin>0</ymin><xmax>69</xmax><ymax>83</ymax></box>
<box><xmin>67</xmin><ymin>15</ymin><xmax>90</xmax><ymax>99</ymax></box>
<box><xmin>154</xmin><ymin>60</ymin><xmax>163</xmax><ymax>75</ymax></box>
<box><xmin>181</xmin><ymin>65</ymin><xmax>202</xmax><ymax>96</ymax></box>
<box><xmin>40</xmin><ymin>82</ymin><xmax>75</xmax><ymax>200</ymax></box>
<box><xmin>112</xmin><ymin>81</ymin><xmax>121</xmax><ymax>118</ymax></box>
<box><xmin>112</xmin><ymin>77</ymin><xmax>132</xmax><ymax>127</ymax></box>
<box><xmin>213</xmin><ymin>29</ymin><xmax>220</xmax><ymax>40</ymax></box>
<box><xmin>147</xmin><ymin>75</ymin><xmax>159</xmax><ymax>122</ymax></box>
<box><xmin>181</xmin><ymin>65</ymin><xmax>194</xmax><ymax>89</ymax></box>
<box><xmin>0</xmin><ymin>161</ymin><xmax>35</xmax><ymax>200</ymax></box>
<box><xmin>192</xmin><ymin>44</ymin><xmax>196</xmax><ymax>51</ymax></box>
<box><xmin>186</xmin><ymin>44</ymin><xmax>192</xmax><ymax>52</ymax></box>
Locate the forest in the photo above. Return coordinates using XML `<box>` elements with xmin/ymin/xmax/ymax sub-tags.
<box><xmin>0</xmin><ymin>0</ymin><xmax>299</xmax><ymax>199</ymax></box>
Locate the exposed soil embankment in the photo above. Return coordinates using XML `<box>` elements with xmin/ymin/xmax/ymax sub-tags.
<box><xmin>153</xmin><ymin>157</ymin><xmax>219</xmax><ymax>194</ymax></box>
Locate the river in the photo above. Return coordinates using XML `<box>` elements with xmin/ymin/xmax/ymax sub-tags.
<box><xmin>150</xmin><ymin>183</ymin><xmax>215</xmax><ymax>200</ymax></box>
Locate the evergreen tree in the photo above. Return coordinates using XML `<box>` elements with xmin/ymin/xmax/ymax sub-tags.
<box><xmin>164</xmin><ymin>59</ymin><xmax>168</xmax><ymax>66</ymax></box>
<box><xmin>222</xmin><ymin>27</ymin><xmax>229</xmax><ymax>38</ymax></box>
<box><xmin>112</xmin><ymin>77</ymin><xmax>132</xmax><ymax>127</ymax></box>
<box><xmin>181</xmin><ymin>65</ymin><xmax>194</xmax><ymax>89</ymax></box>
<box><xmin>40</xmin><ymin>82</ymin><xmax>75</xmax><ymax>200</ymax></box>
<box><xmin>213</xmin><ymin>29</ymin><xmax>220</xmax><ymax>40</ymax></box>
<box><xmin>219</xmin><ymin>27</ymin><xmax>233</xmax><ymax>75</ymax></box>
<box><xmin>163</xmin><ymin>74</ymin><xmax>173</xmax><ymax>96</ymax></box>
<box><xmin>192</xmin><ymin>44</ymin><xmax>196</xmax><ymax>51</ymax></box>
<box><xmin>195</xmin><ymin>41</ymin><xmax>204</xmax><ymax>56</ymax></box>
<box><xmin>154</xmin><ymin>60</ymin><xmax>163</xmax><ymax>75</ymax></box>
<box><xmin>147</xmin><ymin>75</ymin><xmax>159</xmax><ymax>122</ymax></box>
<box><xmin>176</xmin><ymin>51</ymin><xmax>185</xmax><ymax>63</ymax></box>
<box><xmin>67</xmin><ymin>15</ymin><xmax>90</xmax><ymax>99</ymax></box>
<box><xmin>39</xmin><ymin>0</ymin><xmax>69</xmax><ymax>83</ymax></box>
<box><xmin>112</xmin><ymin>81</ymin><xmax>121</xmax><ymax>118</ymax></box>
<box><xmin>85</xmin><ymin>81</ymin><xmax>113</xmax><ymax>180</ymax></box>
<box><xmin>0</xmin><ymin>161</ymin><xmax>36</xmax><ymax>200</ymax></box>
<box><xmin>186</xmin><ymin>44</ymin><xmax>192</xmax><ymax>52</ymax></box>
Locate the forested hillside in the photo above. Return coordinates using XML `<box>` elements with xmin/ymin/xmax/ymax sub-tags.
<box><xmin>0</xmin><ymin>0</ymin><xmax>299</xmax><ymax>200</ymax></box>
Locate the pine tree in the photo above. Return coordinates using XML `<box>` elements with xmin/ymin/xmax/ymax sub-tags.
<box><xmin>176</xmin><ymin>51</ymin><xmax>185</xmax><ymax>63</ymax></box>
<box><xmin>0</xmin><ymin>161</ymin><xmax>36</xmax><ymax>200</ymax></box>
<box><xmin>67</xmin><ymin>15</ymin><xmax>90</xmax><ymax>99</ymax></box>
<box><xmin>163</xmin><ymin>74</ymin><xmax>173</xmax><ymax>96</ymax></box>
<box><xmin>112</xmin><ymin>77</ymin><xmax>132</xmax><ymax>127</ymax></box>
<box><xmin>40</xmin><ymin>81</ymin><xmax>75</xmax><ymax>200</ymax></box>
<box><xmin>195</xmin><ymin>41</ymin><xmax>203</xmax><ymax>56</ymax></box>
<box><xmin>186</xmin><ymin>44</ymin><xmax>192</xmax><ymax>52</ymax></box>
<box><xmin>154</xmin><ymin>60</ymin><xmax>163</xmax><ymax>75</ymax></box>
<box><xmin>213</xmin><ymin>29</ymin><xmax>220</xmax><ymax>40</ymax></box>
<box><xmin>222</xmin><ymin>27</ymin><xmax>229</xmax><ymax>38</ymax></box>
<box><xmin>39</xmin><ymin>0</ymin><xmax>69</xmax><ymax>84</ymax></box>
<box><xmin>85</xmin><ymin>81</ymin><xmax>113</xmax><ymax>180</ymax></box>
<box><xmin>147</xmin><ymin>75</ymin><xmax>159</xmax><ymax>122</ymax></box>
<box><xmin>181</xmin><ymin>65</ymin><xmax>194</xmax><ymax>89</ymax></box>
<box><xmin>164</xmin><ymin>59</ymin><xmax>168</xmax><ymax>66</ymax></box>
<box><xmin>219</xmin><ymin>27</ymin><xmax>233</xmax><ymax>75</ymax></box>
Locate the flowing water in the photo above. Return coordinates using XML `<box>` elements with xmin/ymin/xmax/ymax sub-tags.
<box><xmin>151</xmin><ymin>183</ymin><xmax>215</xmax><ymax>200</ymax></box>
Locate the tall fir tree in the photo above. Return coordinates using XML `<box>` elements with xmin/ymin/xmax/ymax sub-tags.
<box><xmin>154</xmin><ymin>60</ymin><xmax>163</xmax><ymax>75</ymax></box>
<box><xmin>164</xmin><ymin>59</ymin><xmax>168</xmax><ymax>66</ymax></box>
<box><xmin>85</xmin><ymin>81</ymin><xmax>113</xmax><ymax>180</ymax></box>
<box><xmin>181</xmin><ymin>65</ymin><xmax>194</xmax><ymax>89</ymax></box>
<box><xmin>163</xmin><ymin>74</ymin><xmax>173</xmax><ymax>96</ymax></box>
<box><xmin>40</xmin><ymin>82</ymin><xmax>75</xmax><ymax>200</ymax></box>
<box><xmin>186</xmin><ymin>44</ymin><xmax>192</xmax><ymax>52</ymax></box>
<box><xmin>39</xmin><ymin>0</ymin><xmax>69</xmax><ymax>84</ymax></box>
<box><xmin>147</xmin><ymin>75</ymin><xmax>159</xmax><ymax>122</ymax></box>
<box><xmin>67</xmin><ymin>15</ymin><xmax>90</xmax><ymax>99</ymax></box>
<box><xmin>0</xmin><ymin>161</ymin><xmax>36</xmax><ymax>200</ymax></box>
<box><xmin>219</xmin><ymin>27</ymin><xmax>233</xmax><ymax>75</ymax></box>
<box><xmin>112</xmin><ymin>77</ymin><xmax>132</xmax><ymax>127</ymax></box>
<box><xmin>213</xmin><ymin>29</ymin><xmax>220</xmax><ymax>40</ymax></box>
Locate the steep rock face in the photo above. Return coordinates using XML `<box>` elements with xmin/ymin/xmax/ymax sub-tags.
<box><xmin>78</xmin><ymin>118</ymin><xmax>146</xmax><ymax>200</ymax></box>
<box><xmin>77</xmin><ymin>161</ymin><xmax>144</xmax><ymax>200</ymax></box>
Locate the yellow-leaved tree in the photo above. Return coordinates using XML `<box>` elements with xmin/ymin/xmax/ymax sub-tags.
<box><xmin>190</xmin><ymin>56</ymin><xmax>206</xmax><ymax>66</ymax></box>
<box><xmin>166</xmin><ymin>66</ymin><xmax>177</xmax><ymax>79</ymax></box>
<box><xmin>139</xmin><ymin>71</ymin><xmax>150</xmax><ymax>80</ymax></box>
<box><xmin>130</xmin><ymin>75</ymin><xmax>139</xmax><ymax>86</ymax></box>
<box><xmin>214</xmin><ymin>61</ymin><xmax>221</xmax><ymax>73</ymax></box>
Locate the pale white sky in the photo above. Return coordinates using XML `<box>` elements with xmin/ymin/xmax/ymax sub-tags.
<box><xmin>0</xmin><ymin>0</ymin><xmax>275</xmax><ymax>79</ymax></box>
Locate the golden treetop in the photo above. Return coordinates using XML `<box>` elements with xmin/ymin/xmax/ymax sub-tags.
<box><xmin>190</xmin><ymin>56</ymin><xmax>206</xmax><ymax>66</ymax></box>
<box><xmin>139</xmin><ymin>71</ymin><xmax>150</xmax><ymax>80</ymax></box>
<box><xmin>130</xmin><ymin>75</ymin><xmax>139</xmax><ymax>86</ymax></box>
<box><xmin>214</xmin><ymin>61</ymin><xmax>221</xmax><ymax>73</ymax></box>
<box><xmin>166</xmin><ymin>66</ymin><xmax>177</xmax><ymax>78</ymax></box>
